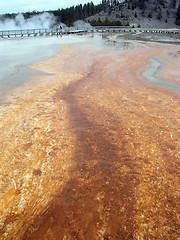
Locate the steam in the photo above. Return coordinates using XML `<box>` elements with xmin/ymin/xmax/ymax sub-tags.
<box><xmin>0</xmin><ymin>12</ymin><xmax>56</xmax><ymax>30</ymax></box>
<box><xmin>73</xmin><ymin>20</ymin><xmax>93</xmax><ymax>31</ymax></box>
<box><xmin>0</xmin><ymin>14</ymin><xmax>93</xmax><ymax>32</ymax></box>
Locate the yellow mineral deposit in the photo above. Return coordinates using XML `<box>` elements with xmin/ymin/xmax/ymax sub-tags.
<box><xmin>0</xmin><ymin>40</ymin><xmax>179</xmax><ymax>240</ymax></box>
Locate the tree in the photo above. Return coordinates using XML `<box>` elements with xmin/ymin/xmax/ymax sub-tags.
<box><xmin>176</xmin><ymin>4</ymin><xmax>180</xmax><ymax>25</ymax></box>
<box><xmin>148</xmin><ymin>12</ymin><xmax>152</xmax><ymax>18</ymax></box>
<box><xmin>157</xmin><ymin>8</ymin><xmax>162</xmax><ymax>19</ymax></box>
<box><xmin>132</xmin><ymin>3</ymin><xmax>136</xmax><ymax>10</ymax></box>
<box><xmin>138</xmin><ymin>0</ymin><xmax>146</xmax><ymax>10</ymax></box>
<box><xmin>170</xmin><ymin>0</ymin><xmax>176</xmax><ymax>9</ymax></box>
<box><xmin>158</xmin><ymin>0</ymin><xmax>165</xmax><ymax>7</ymax></box>
<box><xmin>90</xmin><ymin>2</ymin><xmax>95</xmax><ymax>15</ymax></box>
<box><xmin>110</xmin><ymin>0</ymin><xmax>114</xmax><ymax>7</ymax></box>
<box><xmin>102</xmin><ymin>0</ymin><xmax>107</xmax><ymax>10</ymax></box>
<box><xmin>114</xmin><ymin>0</ymin><xmax>118</xmax><ymax>6</ymax></box>
<box><xmin>83</xmin><ymin>4</ymin><xmax>88</xmax><ymax>18</ymax></box>
<box><xmin>77</xmin><ymin>4</ymin><xmax>83</xmax><ymax>20</ymax></box>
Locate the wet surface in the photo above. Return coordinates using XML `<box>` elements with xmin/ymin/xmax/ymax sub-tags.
<box><xmin>143</xmin><ymin>56</ymin><xmax>180</xmax><ymax>94</ymax></box>
<box><xmin>0</xmin><ymin>36</ymin><xmax>179</xmax><ymax>239</ymax></box>
<box><xmin>0</xmin><ymin>35</ymin><xmax>92</xmax><ymax>102</ymax></box>
<box><xmin>116</xmin><ymin>32</ymin><xmax>180</xmax><ymax>44</ymax></box>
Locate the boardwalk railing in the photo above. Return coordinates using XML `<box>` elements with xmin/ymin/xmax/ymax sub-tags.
<box><xmin>0</xmin><ymin>27</ymin><xmax>90</xmax><ymax>38</ymax></box>
<box><xmin>95</xmin><ymin>26</ymin><xmax>180</xmax><ymax>35</ymax></box>
<box><xmin>1</xmin><ymin>26</ymin><xmax>180</xmax><ymax>38</ymax></box>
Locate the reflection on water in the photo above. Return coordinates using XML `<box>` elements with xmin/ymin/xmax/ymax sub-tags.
<box><xmin>101</xmin><ymin>34</ymin><xmax>134</xmax><ymax>50</ymax></box>
<box><xmin>104</xmin><ymin>39</ymin><xmax>133</xmax><ymax>50</ymax></box>
<box><xmin>0</xmin><ymin>33</ymin><xmax>133</xmax><ymax>103</ymax></box>
<box><xmin>0</xmin><ymin>35</ymin><xmax>91</xmax><ymax>103</ymax></box>
<box><xmin>0</xmin><ymin>33</ymin><xmax>179</xmax><ymax>103</ymax></box>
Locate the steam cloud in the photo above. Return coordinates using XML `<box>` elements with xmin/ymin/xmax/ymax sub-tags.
<box><xmin>0</xmin><ymin>12</ymin><xmax>57</xmax><ymax>30</ymax></box>
<box><xmin>73</xmin><ymin>20</ymin><xmax>93</xmax><ymax>31</ymax></box>
<box><xmin>0</xmin><ymin>13</ymin><xmax>93</xmax><ymax>32</ymax></box>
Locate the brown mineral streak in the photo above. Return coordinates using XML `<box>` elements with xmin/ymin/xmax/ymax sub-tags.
<box><xmin>0</xmin><ymin>40</ymin><xmax>179</xmax><ymax>240</ymax></box>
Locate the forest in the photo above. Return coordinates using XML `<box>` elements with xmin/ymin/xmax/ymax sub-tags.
<box><xmin>0</xmin><ymin>0</ymin><xmax>180</xmax><ymax>26</ymax></box>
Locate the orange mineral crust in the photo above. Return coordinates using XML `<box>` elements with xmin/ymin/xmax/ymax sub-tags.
<box><xmin>0</xmin><ymin>40</ymin><xmax>179</xmax><ymax>240</ymax></box>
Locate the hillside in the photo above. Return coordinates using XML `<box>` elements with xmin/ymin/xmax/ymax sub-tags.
<box><xmin>0</xmin><ymin>0</ymin><xmax>180</xmax><ymax>29</ymax></box>
<box><xmin>87</xmin><ymin>0</ymin><xmax>180</xmax><ymax>28</ymax></box>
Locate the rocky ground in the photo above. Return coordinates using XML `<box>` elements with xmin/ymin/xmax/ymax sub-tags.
<box><xmin>0</xmin><ymin>33</ymin><xmax>179</xmax><ymax>239</ymax></box>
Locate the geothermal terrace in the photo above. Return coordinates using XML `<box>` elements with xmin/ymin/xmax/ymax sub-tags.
<box><xmin>0</xmin><ymin>33</ymin><xmax>179</xmax><ymax>239</ymax></box>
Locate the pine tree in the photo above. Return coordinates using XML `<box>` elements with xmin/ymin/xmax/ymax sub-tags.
<box><xmin>170</xmin><ymin>0</ymin><xmax>176</xmax><ymax>9</ymax></box>
<box><xmin>90</xmin><ymin>2</ymin><xmax>95</xmax><ymax>15</ymax></box>
<box><xmin>157</xmin><ymin>8</ymin><xmax>162</xmax><ymax>19</ymax></box>
<box><xmin>158</xmin><ymin>0</ymin><xmax>165</xmax><ymax>7</ymax></box>
<box><xmin>110</xmin><ymin>0</ymin><xmax>114</xmax><ymax>7</ymax></box>
<box><xmin>176</xmin><ymin>4</ymin><xmax>180</xmax><ymax>25</ymax></box>
<box><xmin>148</xmin><ymin>12</ymin><xmax>152</xmax><ymax>18</ymax></box>
<box><xmin>83</xmin><ymin>4</ymin><xmax>88</xmax><ymax>18</ymax></box>
<box><xmin>102</xmin><ymin>0</ymin><xmax>107</xmax><ymax>10</ymax></box>
<box><xmin>138</xmin><ymin>0</ymin><xmax>146</xmax><ymax>10</ymax></box>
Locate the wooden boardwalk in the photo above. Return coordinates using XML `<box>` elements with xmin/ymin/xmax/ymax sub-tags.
<box><xmin>0</xmin><ymin>27</ymin><xmax>89</xmax><ymax>38</ymax></box>
<box><xmin>1</xmin><ymin>26</ymin><xmax>180</xmax><ymax>38</ymax></box>
<box><xmin>95</xmin><ymin>26</ymin><xmax>180</xmax><ymax>35</ymax></box>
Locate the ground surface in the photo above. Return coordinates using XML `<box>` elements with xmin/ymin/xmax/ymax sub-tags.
<box><xmin>0</xmin><ymin>34</ymin><xmax>179</xmax><ymax>239</ymax></box>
